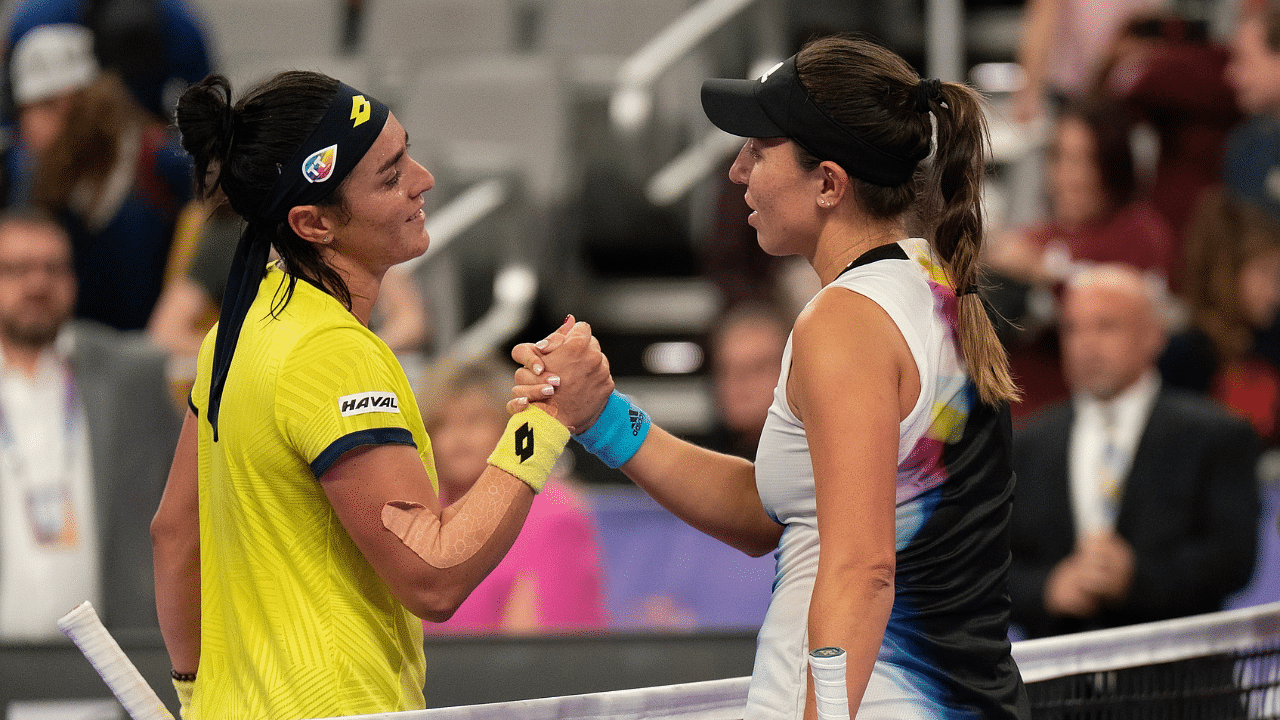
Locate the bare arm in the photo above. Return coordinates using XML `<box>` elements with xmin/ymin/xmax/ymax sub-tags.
<box><xmin>325</xmin><ymin>321</ymin><xmax>612</xmax><ymax>621</ymax></box>
<box><xmin>146</xmin><ymin>277</ymin><xmax>216</xmax><ymax>358</ymax></box>
<box><xmin>511</xmin><ymin>320</ymin><xmax>781</xmax><ymax>557</ymax></box>
<box><xmin>151</xmin><ymin>410</ymin><xmax>201</xmax><ymax>675</ymax></box>
<box><xmin>792</xmin><ymin>290</ymin><xmax>909</xmax><ymax>719</ymax></box>
<box><xmin>619</xmin><ymin>428</ymin><xmax>781</xmax><ymax>557</ymax></box>
<box><xmin>319</xmin><ymin>444</ymin><xmax>535</xmax><ymax>621</ymax></box>
<box><xmin>371</xmin><ymin>266</ymin><xmax>429</xmax><ymax>352</ymax></box>
<box><xmin>1013</xmin><ymin>0</ymin><xmax>1062</xmax><ymax>124</ymax></box>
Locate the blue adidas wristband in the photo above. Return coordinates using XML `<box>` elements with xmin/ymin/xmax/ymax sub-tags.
<box><xmin>573</xmin><ymin>391</ymin><xmax>651</xmax><ymax>468</ymax></box>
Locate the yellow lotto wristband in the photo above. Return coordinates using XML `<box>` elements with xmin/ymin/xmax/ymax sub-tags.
<box><xmin>487</xmin><ymin>405</ymin><xmax>570</xmax><ymax>494</ymax></box>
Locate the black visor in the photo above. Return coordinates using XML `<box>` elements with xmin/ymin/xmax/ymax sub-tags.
<box><xmin>700</xmin><ymin>56</ymin><xmax>926</xmax><ymax>187</ymax></box>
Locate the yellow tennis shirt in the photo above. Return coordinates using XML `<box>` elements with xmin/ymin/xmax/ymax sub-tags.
<box><xmin>188</xmin><ymin>264</ymin><xmax>434</xmax><ymax>718</ymax></box>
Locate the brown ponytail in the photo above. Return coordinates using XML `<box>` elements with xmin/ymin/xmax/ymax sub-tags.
<box><xmin>923</xmin><ymin>81</ymin><xmax>1020</xmax><ymax>406</ymax></box>
<box><xmin>796</xmin><ymin>36</ymin><xmax>1020</xmax><ymax>406</ymax></box>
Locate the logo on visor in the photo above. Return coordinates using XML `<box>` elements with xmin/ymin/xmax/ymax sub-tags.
<box><xmin>759</xmin><ymin>61</ymin><xmax>784</xmax><ymax>83</ymax></box>
<box><xmin>351</xmin><ymin>95</ymin><xmax>371</xmax><ymax>127</ymax></box>
<box><xmin>302</xmin><ymin>145</ymin><xmax>338</xmax><ymax>183</ymax></box>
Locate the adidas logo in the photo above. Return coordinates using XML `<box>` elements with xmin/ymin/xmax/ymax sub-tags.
<box><xmin>629</xmin><ymin>408</ymin><xmax>644</xmax><ymax>436</ymax></box>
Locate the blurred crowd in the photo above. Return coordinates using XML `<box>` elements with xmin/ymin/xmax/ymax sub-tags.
<box><xmin>0</xmin><ymin>0</ymin><xmax>1276</xmax><ymax>644</ymax></box>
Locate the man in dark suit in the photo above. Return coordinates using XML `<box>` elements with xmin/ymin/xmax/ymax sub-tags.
<box><xmin>0</xmin><ymin>208</ymin><xmax>180</xmax><ymax>638</ymax></box>
<box><xmin>1010</xmin><ymin>263</ymin><xmax>1261</xmax><ymax>639</ymax></box>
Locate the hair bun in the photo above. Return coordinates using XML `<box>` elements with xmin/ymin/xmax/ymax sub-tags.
<box><xmin>174</xmin><ymin>74</ymin><xmax>237</xmax><ymax>199</ymax></box>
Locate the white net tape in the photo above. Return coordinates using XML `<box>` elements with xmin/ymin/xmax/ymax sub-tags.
<box><xmin>1011</xmin><ymin>600</ymin><xmax>1280</xmax><ymax>683</ymax></box>
<box><xmin>312</xmin><ymin>677</ymin><xmax>750</xmax><ymax>720</ymax></box>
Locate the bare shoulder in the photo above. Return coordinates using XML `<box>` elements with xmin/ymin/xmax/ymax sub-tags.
<box><xmin>791</xmin><ymin>286</ymin><xmax>903</xmax><ymax>357</ymax></box>
<box><xmin>788</xmin><ymin>286</ymin><xmax>917</xmax><ymax>420</ymax></box>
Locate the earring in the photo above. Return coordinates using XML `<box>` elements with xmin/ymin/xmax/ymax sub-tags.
<box><xmin>322</xmin><ymin>237</ymin><xmax>332</xmax><ymax>244</ymax></box>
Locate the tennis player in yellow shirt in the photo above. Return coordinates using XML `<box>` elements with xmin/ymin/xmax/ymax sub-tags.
<box><xmin>150</xmin><ymin>70</ymin><xmax>612</xmax><ymax>719</ymax></box>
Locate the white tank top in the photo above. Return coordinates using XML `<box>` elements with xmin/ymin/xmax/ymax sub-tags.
<box><xmin>748</xmin><ymin>238</ymin><xmax>1026</xmax><ymax>719</ymax></box>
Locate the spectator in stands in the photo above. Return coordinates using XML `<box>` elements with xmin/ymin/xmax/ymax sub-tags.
<box><xmin>1012</xmin><ymin>0</ymin><xmax>1162</xmax><ymax>124</ymax></box>
<box><xmin>146</xmin><ymin>198</ymin><xmax>239</xmax><ymax>358</ymax></box>
<box><xmin>1222</xmin><ymin>0</ymin><xmax>1280</xmax><ymax>407</ymax></box>
<box><xmin>1223</xmin><ymin>0</ymin><xmax>1280</xmax><ymax>220</ymax></box>
<box><xmin>4</xmin><ymin>0</ymin><xmax>211</xmax><ymax>122</ymax></box>
<box><xmin>30</xmin><ymin>67</ymin><xmax>191</xmax><ymax>331</ymax></box>
<box><xmin>988</xmin><ymin>95</ymin><xmax>1176</xmax><ymax>288</ymax></box>
<box><xmin>1100</xmin><ymin>12</ymin><xmax>1241</xmax><ymax>241</ymax></box>
<box><xmin>419</xmin><ymin>357</ymin><xmax>607</xmax><ymax>633</ymax></box>
<box><xmin>987</xmin><ymin>95</ymin><xmax>1176</xmax><ymax>419</ymax></box>
<box><xmin>0</xmin><ymin>208</ymin><xmax>180</xmax><ymax>640</ymax></box>
<box><xmin>3</xmin><ymin>22</ymin><xmax>97</xmax><ymax>209</ymax></box>
<box><xmin>10</xmin><ymin>24</ymin><xmax>192</xmax><ymax>331</ymax></box>
<box><xmin>701</xmin><ymin>301</ymin><xmax>789</xmax><ymax>460</ymax></box>
<box><xmin>1161</xmin><ymin>187</ymin><xmax>1280</xmax><ymax>444</ymax></box>
<box><xmin>1009</xmin><ymin>263</ymin><xmax>1260</xmax><ymax>639</ymax></box>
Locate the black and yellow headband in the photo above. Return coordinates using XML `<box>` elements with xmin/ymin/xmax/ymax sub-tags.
<box><xmin>254</xmin><ymin>82</ymin><xmax>390</xmax><ymax>220</ymax></box>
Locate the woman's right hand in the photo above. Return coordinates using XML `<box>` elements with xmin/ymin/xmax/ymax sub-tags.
<box><xmin>509</xmin><ymin>316</ymin><xmax>614</xmax><ymax>433</ymax></box>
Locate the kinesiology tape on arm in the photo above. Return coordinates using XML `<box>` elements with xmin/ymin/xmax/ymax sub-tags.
<box><xmin>381</xmin><ymin>475</ymin><xmax>524</xmax><ymax>569</ymax></box>
<box><xmin>381</xmin><ymin>406</ymin><xmax>568</xmax><ymax>568</ymax></box>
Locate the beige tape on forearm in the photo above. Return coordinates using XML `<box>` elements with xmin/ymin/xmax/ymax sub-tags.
<box><xmin>381</xmin><ymin>476</ymin><xmax>522</xmax><ymax>569</ymax></box>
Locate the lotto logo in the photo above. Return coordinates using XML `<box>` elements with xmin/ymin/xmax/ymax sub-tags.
<box><xmin>351</xmin><ymin>95</ymin><xmax>371</xmax><ymax>127</ymax></box>
<box><xmin>338</xmin><ymin>391</ymin><xmax>400</xmax><ymax>417</ymax></box>
<box><xmin>515</xmin><ymin>423</ymin><xmax>534</xmax><ymax>462</ymax></box>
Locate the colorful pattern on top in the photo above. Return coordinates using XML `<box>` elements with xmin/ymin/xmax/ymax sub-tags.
<box><xmin>748</xmin><ymin>238</ymin><xmax>1026</xmax><ymax>719</ymax></box>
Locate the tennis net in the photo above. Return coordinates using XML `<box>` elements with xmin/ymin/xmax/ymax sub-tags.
<box><xmin>1013</xmin><ymin>601</ymin><xmax>1280</xmax><ymax>719</ymax></box>
<box><xmin>319</xmin><ymin>602</ymin><xmax>1280</xmax><ymax>720</ymax></box>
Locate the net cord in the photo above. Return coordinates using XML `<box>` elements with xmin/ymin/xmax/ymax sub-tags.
<box><xmin>1012</xmin><ymin>600</ymin><xmax>1280</xmax><ymax>683</ymax></box>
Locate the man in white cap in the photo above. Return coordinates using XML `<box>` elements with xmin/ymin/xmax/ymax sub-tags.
<box><xmin>4</xmin><ymin>0</ymin><xmax>211</xmax><ymax>120</ymax></box>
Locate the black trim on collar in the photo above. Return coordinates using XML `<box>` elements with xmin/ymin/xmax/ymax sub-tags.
<box><xmin>835</xmin><ymin>242</ymin><xmax>909</xmax><ymax>280</ymax></box>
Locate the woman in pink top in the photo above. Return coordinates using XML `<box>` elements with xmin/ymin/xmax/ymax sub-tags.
<box><xmin>420</xmin><ymin>358</ymin><xmax>607</xmax><ymax>632</ymax></box>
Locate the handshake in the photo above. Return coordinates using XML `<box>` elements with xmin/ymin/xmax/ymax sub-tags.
<box><xmin>505</xmin><ymin>315</ymin><xmax>650</xmax><ymax>470</ymax></box>
<box><xmin>506</xmin><ymin>315</ymin><xmax>611</xmax><ymax>434</ymax></box>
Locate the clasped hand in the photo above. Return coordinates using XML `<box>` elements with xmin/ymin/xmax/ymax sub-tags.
<box><xmin>1045</xmin><ymin>530</ymin><xmax>1136</xmax><ymax>618</ymax></box>
<box><xmin>508</xmin><ymin>315</ymin><xmax>614</xmax><ymax>434</ymax></box>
